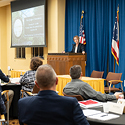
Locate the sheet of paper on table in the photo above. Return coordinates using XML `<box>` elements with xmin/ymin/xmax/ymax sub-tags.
<box><xmin>10</xmin><ymin>78</ymin><xmax>20</xmax><ymax>84</ymax></box>
<box><xmin>83</xmin><ymin>109</ymin><xmax>101</xmax><ymax>116</ymax></box>
<box><xmin>88</xmin><ymin>112</ymin><xmax>120</xmax><ymax>121</ymax></box>
<box><xmin>1</xmin><ymin>83</ymin><xmax>8</xmax><ymax>86</ymax></box>
<box><xmin>83</xmin><ymin>109</ymin><xmax>120</xmax><ymax>121</ymax></box>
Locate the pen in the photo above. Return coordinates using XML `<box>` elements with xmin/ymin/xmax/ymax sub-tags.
<box><xmin>87</xmin><ymin>113</ymin><xmax>102</xmax><ymax>116</ymax></box>
<box><xmin>101</xmin><ymin>114</ymin><xmax>108</xmax><ymax>117</ymax></box>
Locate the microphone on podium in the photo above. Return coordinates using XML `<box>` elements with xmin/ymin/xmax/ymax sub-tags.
<box><xmin>62</xmin><ymin>44</ymin><xmax>73</xmax><ymax>53</ymax></box>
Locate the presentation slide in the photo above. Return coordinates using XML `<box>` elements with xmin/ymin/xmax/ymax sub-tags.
<box><xmin>11</xmin><ymin>5</ymin><xmax>45</xmax><ymax>47</ymax></box>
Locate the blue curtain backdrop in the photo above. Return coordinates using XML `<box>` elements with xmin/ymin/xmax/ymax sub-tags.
<box><xmin>65</xmin><ymin>0</ymin><xmax>125</xmax><ymax>91</ymax></box>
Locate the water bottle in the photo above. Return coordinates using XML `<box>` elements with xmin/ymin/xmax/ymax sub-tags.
<box><xmin>20</xmin><ymin>72</ymin><xmax>23</xmax><ymax>79</ymax></box>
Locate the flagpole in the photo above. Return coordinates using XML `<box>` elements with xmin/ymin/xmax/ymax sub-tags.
<box><xmin>80</xmin><ymin>11</ymin><xmax>84</xmax><ymax>21</ymax></box>
<box><xmin>79</xmin><ymin>10</ymin><xmax>86</xmax><ymax>45</ymax></box>
<box><xmin>112</xmin><ymin>5</ymin><xmax>119</xmax><ymax>72</ymax></box>
<box><xmin>114</xmin><ymin>58</ymin><xmax>115</xmax><ymax>72</ymax></box>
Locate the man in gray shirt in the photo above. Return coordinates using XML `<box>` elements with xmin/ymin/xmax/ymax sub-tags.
<box><xmin>63</xmin><ymin>65</ymin><xmax>122</xmax><ymax>102</ymax></box>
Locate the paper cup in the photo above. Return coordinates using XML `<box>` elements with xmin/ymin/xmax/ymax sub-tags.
<box><xmin>103</xmin><ymin>103</ymin><xmax>109</xmax><ymax>113</ymax></box>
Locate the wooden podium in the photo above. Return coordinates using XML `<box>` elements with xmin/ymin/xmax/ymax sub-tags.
<box><xmin>47</xmin><ymin>53</ymin><xmax>87</xmax><ymax>76</ymax></box>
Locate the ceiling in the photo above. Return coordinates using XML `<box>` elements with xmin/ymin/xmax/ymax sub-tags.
<box><xmin>0</xmin><ymin>0</ymin><xmax>15</xmax><ymax>7</ymax></box>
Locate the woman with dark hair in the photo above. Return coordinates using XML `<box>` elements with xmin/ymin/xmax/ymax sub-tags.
<box><xmin>19</xmin><ymin>57</ymin><xmax>43</xmax><ymax>97</ymax></box>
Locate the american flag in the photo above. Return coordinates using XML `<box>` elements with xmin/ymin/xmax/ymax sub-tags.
<box><xmin>79</xmin><ymin>11</ymin><xmax>86</xmax><ymax>45</ymax></box>
<box><xmin>111</xmin><ymin>6</ymin><xmax>119</xmax><ymax>65</ymax></box>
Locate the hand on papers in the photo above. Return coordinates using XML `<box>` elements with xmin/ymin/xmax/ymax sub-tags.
<box><xmin>15</xmin><ymin>82</ymin><xmax>20</xmax><ymax>85</ymax></box>
<box><xmin>114</xmin><ymin>92</ymin><xmax>123</xmax><ymax>99</ymax></box>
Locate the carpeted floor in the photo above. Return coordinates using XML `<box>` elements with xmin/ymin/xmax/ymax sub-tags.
<box><xmin>9</xmin><ymin>119</ymin><xmax>19</xmax><ymax>125</ymax></box>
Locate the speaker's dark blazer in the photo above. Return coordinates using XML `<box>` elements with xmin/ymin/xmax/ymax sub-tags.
<box><xmin>71</xmin><ymin>43</ymin><xmax>85</xmax><ymax>53</ymax></box>
<box><xmin>18</xmin><ymin>90</ymin><xmax>89</xmax><ymax>125</ymax></box>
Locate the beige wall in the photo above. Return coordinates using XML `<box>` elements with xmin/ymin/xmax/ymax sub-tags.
<box><xmin>58</xmin><ymin>0</ymin><xmax>65</xmax><ymax>52</ymax></box>
<box><xmin>47</xmin><ymin>0</ymin><xmax>65</xmax><ymax>53</ymax></box>
<box><xmin>0</xmin><ymin>6</ymin><xmax>7</xmax><ymax>73</ymax></box>
<box><xmin>6</xmin><ymin>5</ymin><xmax>32</xmax><ymax>72</ymax></box>
<box><xmin>0</xmin><ymin>0</ymin><xmax>65</xmax><ymax>74</ymax></box>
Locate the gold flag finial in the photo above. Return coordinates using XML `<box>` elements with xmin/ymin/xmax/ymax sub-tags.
<box><xmin>82</xmin><ymin>10</ymin><xmax>84</xmax><ymax>14</ymax></box>
<box><xmin>81</xmin><ymin>11</ymin><xmax>84</xmax><ymax>19</ymax></box>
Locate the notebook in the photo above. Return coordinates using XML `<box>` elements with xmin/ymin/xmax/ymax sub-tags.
<box><xmin>79</xmin><ymin>99</ymin><xmax>103</xmax><ymax>108</ymax></box>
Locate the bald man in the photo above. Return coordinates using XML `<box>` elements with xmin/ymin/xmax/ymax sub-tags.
<box><xmin>18</xmin><ymin>64</ymin><xmax>89</xmax><ymax>125</ymax></box>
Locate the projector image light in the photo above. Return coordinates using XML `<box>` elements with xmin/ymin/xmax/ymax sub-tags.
<box><xmin>14</xmin><ymin>18</ymin><xmax>23</xmax><ymax>38</ymax></box>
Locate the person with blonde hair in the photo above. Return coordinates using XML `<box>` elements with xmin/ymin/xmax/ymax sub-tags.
<box><xmin>62</xmin><ymin>35</ymin><xmax>85</xmax><ymax>54</ymax></box>
<box><xmin>71</xmin><ymin>35</ymin><xmax>85</xmax><ymax>54</ymax></box>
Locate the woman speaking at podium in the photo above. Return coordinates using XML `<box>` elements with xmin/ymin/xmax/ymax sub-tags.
<box><xmin>62</xmin><ymin>35</ymin><xmax>85</xmax><ymax>54</ymax></box>
<box><xmin>71</xmin><ymin>35</ymin><xmax>85</xmax><ymax>54</ymax></box>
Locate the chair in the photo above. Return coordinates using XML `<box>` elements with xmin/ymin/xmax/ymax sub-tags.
<box><xmin>21</xmin><ymin>90</ymin><xmax>33</xmax><ymax>98</ymax></box>
<box><xmin>104</xmin><ymin>72</ymin><xmax>123</xmax><ymax>93</ymax></box>
<box><xmin>21</xmin><ymin>84</ymin><xmax>40</xmax><ymax>98</ymax></box>
<box><xmin>21</xmin><ymin>88</ymin><xmax>58</xmax><ymax>98</ymax></box>
<box><xmin>90</xmin><ymin>70</ymin><xmax>104</xmax><ymax>78</ymax></box>
<box><xmin>32</xmin><ymin>84</ymin><xmax>40</xmax><ymax>94</ymax></box>
<box><xmin>0</xmin><ymin>114</ymin><xmax>5</xmax><ymax>125</ymax></box>
<box><xmin>1</xmin><ymin>90</ymin><xmax>9</xmax><ymax>125</ymax></box>
<box><xmin>62</xmin><ymin>92</ymin><xmax>84</xmax><ymax>101</ymax></box>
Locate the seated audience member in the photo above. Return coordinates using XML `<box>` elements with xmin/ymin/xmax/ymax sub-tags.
<box><xmin>0</xmin><ymin>92</ymin><xmax>6</xmax><ymax>115</ymax></box>
<box><xmin>0</xmin><ymin>69</ymin><xmax>14</xmax><ymax>108</ymax></box>
<box><xmin>63</xmin><ymin>65</ymin><xmax>122</xmax><ymax>102</ymax></box>
<box><xmin>19</xmin><ymin>57</ymin><xmax>43</xmax><ymax>97</ymax></box>
<box><xmin>18</xmin><ymin>64</ymin><xmax>89</xmax><ymax>125</ymax></box>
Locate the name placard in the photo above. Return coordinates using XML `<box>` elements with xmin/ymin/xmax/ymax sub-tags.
<box><xmin>108</xmin><ymin>102</ymin><xmax>124</xmax><ymax>115</ymax></box>
<box><xmin>117</xmin><ymin>99</ymin><xmax>125</xmax><ymax>113</ymax></box>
